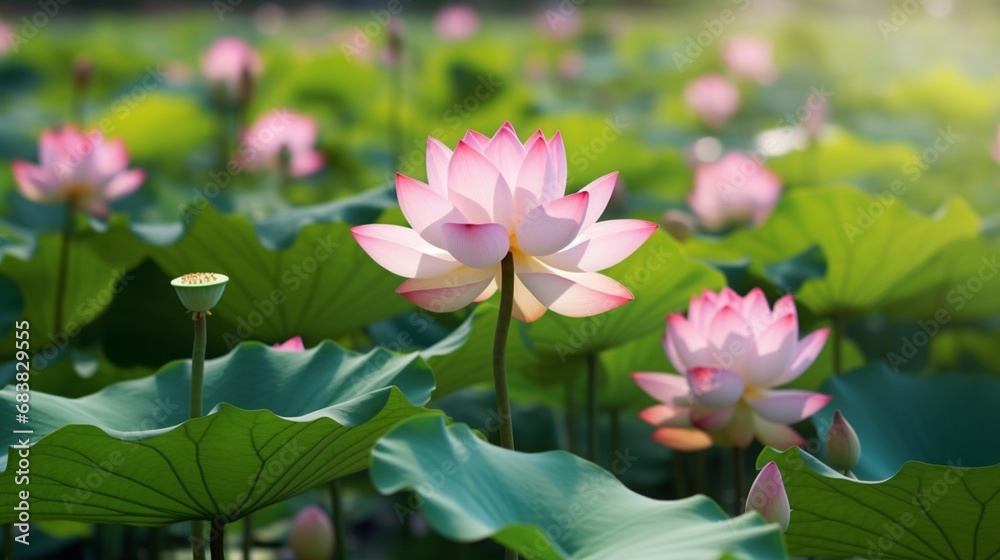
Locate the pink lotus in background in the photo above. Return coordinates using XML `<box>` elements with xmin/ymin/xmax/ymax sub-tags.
<box><xmin>556</xmin><ymin>50</ymin><xmax>585</xmax><ymax>79</ymax></box>
<box><xmin>273</xmin><ymin>336</ymin><xmax>305</xmax><ymax>351</ymax></box>
<box><xmin>201</xmin><ymin>37</ymin><xmax>261</xmax><ymax>97</ymax></box>
<box><xmin>240</xmin><ymin>110</ymin><xmax>324</xmax><ymax>178</ymax></box>
<box><xmin>804</xmin><ymin>91</ymin><xmax>829</xmax><ymax>140</ymax></box>
<box><xmin>0</xmin><ymin>20</ymin><xmax>12</xmax><ymax>55</ymax></box>
<box><xmin>12</xmin><ymin>127</ymin><xmax>145</xmax><ymax>216</ymax></box>
<box><xmin>632</xmin><ymin>287</ymin><xmax>830</xmax><ymax>450</ymax></box>
<box><xmin>688</xmin><ymin>151</ymin><xmax>780</xmax><ymax>231</ymax></box>
<box><xmin>722</xmin><ymin>36</ymin><xmax>778</xmax><ymax>85</ymax></box>
<box><xmin>352</xmin><ymin>122</ymin><xmax>658</xmax><ymax>322</ymax></box>
<box><xmin>434</xmin><ymin>5</ymin><xmax>479</xmax><ymax>41</ymax></box>
<box><xmin>746</xmin><ymin>461</ymin><xmax>790</xmax><ymax>531</ymax></box>
<box><xmin>538</xmin><ymin>8</ymin><xmax>583</xmax><ymax>40</ymax></box>
<box><xmin>684</xmin><ymin>74</ymin><xmax>740</xmax><ymax>128</ymax></box>
<box><xmin>290</xmin><ymin>505</ymin><xmax>334</xmax><ymax>560</ymax></box>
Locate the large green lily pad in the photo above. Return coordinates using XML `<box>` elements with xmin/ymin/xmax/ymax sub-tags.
<box><xmin>0</xmin><ymin>341</ymin><xmax>437</xmax><ymax>525</ymax></box>
<box><xmin>758</xmin><ymin>447</ymin><xmax>1000</xmax><ymax>560</ymax></box>
<box><xmin>754</xmin><ymin>364</ymin><xmax>1000</xmax><ymax>559</ymax></box>
<box><xmin>140</xmin><ymin>205</ymin><xmax>414</xmax><ymax>346</ymax></box>
<box><xmin>371</xmin><ymin>415</ymin><xmax>786</xmax><ymax>559</ymax></box>
<box><xmin>686</xmin><ymin>186</ymin><xmax>980</xmax><ymax>317</ymax></box>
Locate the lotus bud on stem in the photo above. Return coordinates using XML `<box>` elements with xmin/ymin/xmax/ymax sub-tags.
<box><xmin>746</xmin><ymin>461</ymin><xmax>790</xmax><ymax>532</ymax></box>
<box><xmin>825</xmin><ymin>409</ymin><xmax>861</xmax><ymax>477</ymax></box>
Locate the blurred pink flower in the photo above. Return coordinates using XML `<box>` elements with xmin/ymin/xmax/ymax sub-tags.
<box><xmin>804</xmin><ymin>91</ymin><xmax>829</xmax><ymax>140</ymax></box>
<box><xmin>290</xmin><ymin>505</ymin><xmax>334</xmax><ymax>560</ymax></box>
<box><xmin>632</xmin><ymin>287</ymin><xmax>831</xmax><ymax>450</ymax></box>
<box><xmin>688</xmin><ymin>152</ymin><xmax>780</xmax><ymax>231</ymax></box>
<box><xmin>434</xmin><ymin>5</ymin><xmax>479</xmax><ymax>41</ymax></box>
<box><xmin>12</xmin><ymin>127</ymin><xmax>144</xmax><ymax>216</ymax></box>
<box><xmin>746</xmin><ymin>461</ymin><xmax>790</xmax><ymax>531</ymax></box>
<box><xmin>556</xmin><ymin>50</ymin><xmax>585</xmax><ymax>79</ymax></box>
<box><xmin>722</xmin><ymin>36</ymin><xmax>778</xmax><ymax>85</ymax></box>
<box><xmin>240</xmin><ymin>109</ymin><xmax>324</xmax><ymax>178</ymax></box>
<box><xmin>352</xmin><ymin>122</ymin><xmax>657</xmax><ymax>322</ymax></box>
<box><xmin>273</xmin><ymin>336</ymin><xmax>305</xmax><ymax>351</ymax></box>
<box><xmin>684</xmin><ymin>74</ymin><xmax>740</xmax><ymax>128</ymax></box>
<box><xmin>201</xmin><ymin>37</ymin><xmax>261</xmax><ymax>97</ymax></box>
<box><xmin>0</xmin><ymin>19</ymin><xmax>10</xmax><ymax>55</ymax></box>
<box><xmin>538</xmin><ymin>8</ymin><xmax>583</xmax><ymax>40</ymax></box>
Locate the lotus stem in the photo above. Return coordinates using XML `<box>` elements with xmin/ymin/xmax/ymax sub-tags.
<box><xmin>733</xmin><ymin>447</ymin><xmax>745</xmax><ymax>516</ymax></box>
<box><xmin>330</xmin><ymin>480</ymin><xmax>346</xmax><ymax>560</ymax></box>
<box><xmin>492</xmin><ymin>252</ymin><xmax>516</xmax><ymax>452</ymax></box>
<box><xmin>241</xmin><ymin>514</ymin><xmax>252</xmax><ymax>560</ymax></box>
<box><xmin>150</xmin><ymin>526</ymin><xmax>163</xmax><ymax>559</ymax></box>
<box><xmin>190</xmin><ymin>312</ymin><xmax>207</xmax><ymax>418</ymax></box>
<box><xmin>210</xmin><ymin>520</ymin><xmax>225</xmax><ymax>559</ymax></box>
<box><xmin>564</xmin><ymin>375</ymin><xmax>576</xmax><ymax>453</ymax></box>
<box><xmin>190</xmin><ymin>311</ymin><xmax>208</xmax><ymax>560</ymax></box>
<box><xmin>4</xmin><ymin>524</ymin><xmax>13</xmax><ymax>560</ymax></box>
<box><xmin>493</xmin><ymin>252</ymin><xmax>518</xmax><ymax>560</ymax></box>
<box><xmin>53</xmin><ymin>206</ymin><xmax>73</xmax><ymax>337</ymax></box>
<box><xmin>586</xmin><ymin>352</ymin><xmax>598</xmax><ymax>462</ymax></box>
<box><xmin>610</xmin><ymin>409</ymin><xmax>621</xmax><ymax>472</ymax></box>
<box><xmin>832</xmin><ymin>312</ymin><xmax>844</xmax><ymax>374</ymax></box>
<box><xmin>672</xmin><ymin>452</ymin><xmax>688</xmax><ymax>499</ymax></box>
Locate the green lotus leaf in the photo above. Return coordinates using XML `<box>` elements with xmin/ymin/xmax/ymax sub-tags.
<box><xmin>686</xmin><ymin>186</ymin><xmax>980</xmax><ymax>317</ymax></box>
<box><xmin>371</xmin><ymin>415</ymin><xmax>786</xmax><ymax>560</ymax></box>
<box><xmin>0</xmin><ymin>341</ymin><xmax>437</xmax><ymax>525</ymax></box>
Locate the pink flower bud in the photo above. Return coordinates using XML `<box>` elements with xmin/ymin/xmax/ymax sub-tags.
<box><xmin>824</xmin><ymin>409</ymin><xmax>861</xmax><ymax>473</ymax></box>
<box><xmin>746</xmin><ymin>461</ymin><xmax>790</xmax><ymax>532</ymax></box>
<box><xmin>290</xmin><ymin>505</ymin><xmax>334</xmax><ymax>560</ymax></box>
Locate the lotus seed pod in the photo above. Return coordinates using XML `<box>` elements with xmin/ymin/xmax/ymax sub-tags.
<box><xmin>171</xmin><ymin>272</ymin><xmax>229</xmax><ymax>313</ymax></box>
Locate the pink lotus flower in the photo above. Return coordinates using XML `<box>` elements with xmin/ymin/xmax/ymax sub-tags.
<box><xmin>722</xmin><ymin>36</ymin><xmax>778</xmax><ymax>85</ymax></box>
<box><xmin>273</xmin><ymin>336</ymin><xmax>305</xmax><ymax>351</ymax></box>
<box><xmin>632</xmin><ymin>287</ymin><xmax>830</xmax><ymax>450</ymax></box>
<box><xmin>688</xmin><ymin>152</ymin><xmax>780</xmax><ymax>231</ymax></box>
<box><xmin>240</xmin><ymin>110</ymin><xmax>324</xmax><ymax>178</ymax></box>
<box><xmin>0</xmin><ymin>19</ymin><xmax>10</xmax><ymax>55</ymax></box>
<box><xmin>538</xmin><ymin>8</ymin><xmax>583</xmax><ymax>40</ymax></box>
<box><xmin>290</xmin><ymin>505</ymin><xmax>334</xmax><ymax>560</ymax></box>
<box><xmin>351</xmin><ymin>122</ymin><xmax>658</xmax><ymax>322</ymax></box>
<box><xmin>12</xmin><ymin>127</ymin><xmax>145</xmax><ymax>216</ymax></box>
<box><xmin>434</xmin><ymin>5</ymin><xmax>479</xmax><ymax>41</ymax></box>
<box><xmin>804</xmin><ymin>91</ymin><xmax>828</xmax><ymax>140</ymax></box>
<box><xmin>201</xmin><ymin>37</ymin><xmax>261</xmax><ymax>97</ymax></box>
<box><xmin>746</xmin><ymin>461</ymin><xmax>790</xmax><ymax>532</ymax></box>
<box><xmin>684</xmin><ymin>74</ymin><xmax>740</xmax><ymax>128</ymax></box>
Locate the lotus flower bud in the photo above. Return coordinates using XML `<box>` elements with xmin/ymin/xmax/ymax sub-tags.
<box><xmin>746</xmin><ymin>461</ymin><xmax>790</xmax><ymax>532</ymax></box>
<box><xmin>172</xmin><ymin>272</ymin><xmax>229</xmax><ymax>313</ymax></box>
<box><xmin>824</xmin><ymin>409</ymin><xmax>860</xmax><ymax>474</ymax></box>
<box><xmin>273</xmin><ymin>336</ymin><xmax>305</xmax><ymax>351</ymax></box>
<box><xmin>290</xmin><ymin>505</ymin><xmax>334</xmax><ymax>560</ymax></box>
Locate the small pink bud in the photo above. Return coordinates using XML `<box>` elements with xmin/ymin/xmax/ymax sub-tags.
<box><xmin>825</xmin><ymin>409</ymin><xmax>861</xmax><ymax>473</ymax></box>
<box><xmin>290</xmin><ymin>505</ymin><xmax>334</xmax><ymax>560</ymax></box>
<box><xmin>746</xmin><ymin>461</ymin><xmax>790</xmax><ymax>532</ymax></box>
<box><xmin>273</xmin><ymin>336</ymin><xmax>305</xmax><ymax>352</ymax></box>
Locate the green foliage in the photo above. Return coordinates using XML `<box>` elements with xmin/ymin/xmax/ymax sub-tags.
<box><xmin>372</xmin><ymin>416</ymin><xmax>786</xmax><ymax>559</ymax></box>
<box><xmin>0</xmin><ymin>341</ymin><xmax>438</xmax><ymax>525</ymax></box>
